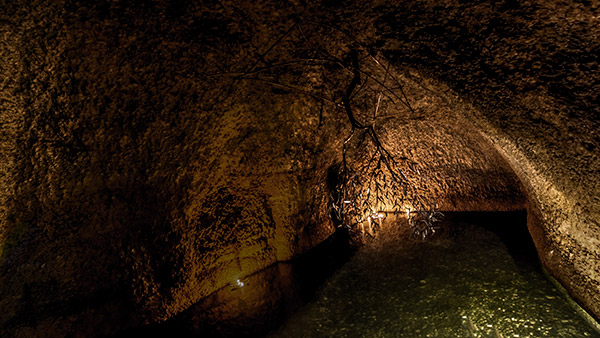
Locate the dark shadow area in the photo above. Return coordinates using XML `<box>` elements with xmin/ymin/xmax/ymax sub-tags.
<box><xmin>113</xmin><ymin>228</ymin><xmax>357</xmax><ymax>338</ymax></box>
<box><xmin>287</xmin><ymin>227</ymin><xmax>357</xmax><ymax>305</ymax></box>
<box><xmin>442</xmin><ymin>210</ymin><xmax>539</xmax><ymax>272</ymax></box>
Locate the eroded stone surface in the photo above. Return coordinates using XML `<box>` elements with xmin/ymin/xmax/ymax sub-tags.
<box><xmin>0</xmin><ymin>0</ymin><xmax>597</xmax><ymax>335</ymax></box>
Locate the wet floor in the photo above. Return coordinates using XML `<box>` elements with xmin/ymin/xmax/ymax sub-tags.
<box><xmin>267</xmin><ymin>212</ymin><xmax>600</xmax><ymax>338</ymax></box>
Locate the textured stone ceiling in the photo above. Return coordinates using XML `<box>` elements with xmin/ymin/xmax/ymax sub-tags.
<box><xmin>0</xmin><ymin>0</ymin><xmax>598</xmax><ymax>336</ymax></box>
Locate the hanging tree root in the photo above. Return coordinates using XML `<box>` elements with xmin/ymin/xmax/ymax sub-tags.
<box><xmin>331</xmin><ymin>48</ymin><xmax>442</xmax><ymax>241</ymax></box>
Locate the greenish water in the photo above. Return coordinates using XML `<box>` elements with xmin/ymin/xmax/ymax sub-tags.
<box><xmin>267</xmin><ymin>216</ymin><xmax>600</xmax><ymax>338</ymax></box>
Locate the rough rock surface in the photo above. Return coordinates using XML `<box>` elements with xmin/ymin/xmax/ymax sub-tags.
<box><xmin>374</xmin><ymin>0</ymin><xmax>600</xmax><ymax>321</ymax></box>
<box><xmin>0</xmin><ymin>0</ymin><xmax>597</xmax><ymax>336</ymax></box>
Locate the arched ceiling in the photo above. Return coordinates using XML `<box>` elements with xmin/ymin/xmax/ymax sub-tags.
<box><xmin>0</xmin><ymin>0</ymin><xmax>598</xmax><ymax>335</ymax></box>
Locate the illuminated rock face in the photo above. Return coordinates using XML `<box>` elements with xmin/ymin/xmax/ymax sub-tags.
<box><xmin>0</xmin><ymin>0</ymin><xmax>598</xmax><ymax>336</ymax></box>
<box><xmin>377</xmin><ymin>0</ymin><xmax>600</xmax><ymax>321</ymax></box>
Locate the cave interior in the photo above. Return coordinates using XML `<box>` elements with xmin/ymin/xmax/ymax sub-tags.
<box><xmin>0</xmin><ymin>0</ymin><xmax>599</xmax><ymax>337</ymax></box>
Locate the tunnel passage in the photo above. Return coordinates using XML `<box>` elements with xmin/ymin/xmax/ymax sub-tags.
<box><xmin>120</xmin><ymin>80</ymin><xmax>534</xmax><ymax>336</ymax></box>
<box><xmin>158</xmin><ymin>76</ymin><xmax>537</xmax><ymax>336</ymax></box>
<box><xmin>1</xmin><ymin>1</ymin><xmax>599</xmax><ymax>337</ymax></box>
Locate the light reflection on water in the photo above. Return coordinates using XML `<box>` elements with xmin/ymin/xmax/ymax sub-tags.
<box><xmin>267</xmin><ymin>215</ymin><xmax>600</xmax><ymax>338</ymax></box>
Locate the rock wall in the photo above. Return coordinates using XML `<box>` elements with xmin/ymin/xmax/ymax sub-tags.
<box><xmin>0</xmin><ymin>0</ymin><xmax>597</xmax><ymax>336</ymax></box>
<box><xmin>375</xmin><ymin>0</ymin><xmax>600</xmax><ymax>318</ymax></box>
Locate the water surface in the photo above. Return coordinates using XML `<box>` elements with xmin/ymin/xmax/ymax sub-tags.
<box><xmin>268</xmin><ymin>213</ymin><xmax>600</xmax><ymax>338</ymax></box>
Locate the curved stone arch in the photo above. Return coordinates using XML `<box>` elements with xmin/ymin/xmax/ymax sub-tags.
<box><xmin>396</xmin><ymin>69</ymin><xmax>600</xmax><ymax>320</ymax></box>
<box><xmin>1</xmin><ymin>1</ymin><xmax>599</xmax><ymax>336</ymax></box>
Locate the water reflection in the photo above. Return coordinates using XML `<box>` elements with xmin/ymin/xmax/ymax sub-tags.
<box><xmin>120</xmin><ymin>229</ymin><xmax>355</xmax><ymax>337</ymax></box>
<box><xmin>267</xmin><ymin>212</ymin><xmax>600</xmax><ymax>338</ymax></box>
<box><xmin>121</xmin><ymin>212</ymin><xmax>599</xmax><ymax>337</ymax></box>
